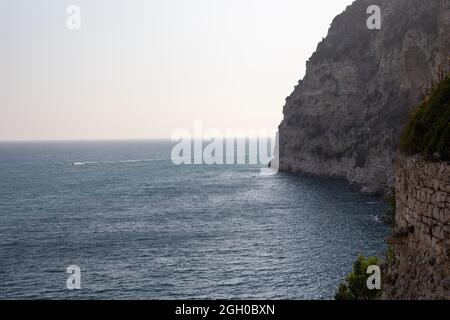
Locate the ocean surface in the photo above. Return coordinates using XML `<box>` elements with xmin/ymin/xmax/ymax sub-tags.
<box><xmin>0</xmin><ymin>140</ymin><xmax>389</xmax><ymax>299</ymax></box>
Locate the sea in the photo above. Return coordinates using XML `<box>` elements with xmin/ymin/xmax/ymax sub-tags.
<box><xmin>0</xmin><ymin>140</ymin><xmax>389</xmax><ymax>299</ymax></box>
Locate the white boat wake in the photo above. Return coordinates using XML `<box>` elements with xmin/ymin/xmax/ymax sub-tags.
<box><xmin>71</xmin><ymin>159</ymin><xmax>167</xmax><ymax>166</ymax></box>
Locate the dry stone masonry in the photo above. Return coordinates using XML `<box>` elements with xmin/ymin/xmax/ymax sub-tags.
<box><xmin>384</xmin><ymin>154</ymin><xmax>450</xmax><ymax>299</ymax></box>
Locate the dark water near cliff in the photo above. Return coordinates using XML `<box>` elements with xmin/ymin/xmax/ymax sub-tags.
<box><xmin>0</xmin><ymin>140</ymin><xmax>388</xmax><ymax>299</ymax></box>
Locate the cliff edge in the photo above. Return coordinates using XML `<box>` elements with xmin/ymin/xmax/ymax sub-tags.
<box><xmin>278</xmin><ymin>0</ymin><xmax>450</xmax><ymax>194</ymax></box>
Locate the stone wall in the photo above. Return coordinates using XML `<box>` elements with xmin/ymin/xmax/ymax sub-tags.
<box><xmin>383</xmin><ymin>154</ymin><xmax>450</xmax><ymax>299</ymax></box>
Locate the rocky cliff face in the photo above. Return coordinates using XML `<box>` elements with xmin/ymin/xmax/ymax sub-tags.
<box><xmin>278</xmin><ymin>0</ymin><xmax>450</xmax><ymax>194</ymax></box>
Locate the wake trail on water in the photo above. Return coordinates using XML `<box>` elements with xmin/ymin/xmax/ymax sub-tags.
<box><xmin>71</xmin><ymin>159</ymin><xmax>168</xmax><ymax>166</ymax></box>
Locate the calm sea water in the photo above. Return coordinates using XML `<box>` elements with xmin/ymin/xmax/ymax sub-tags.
<box><xmin>0</xmin><ymin>140</ymin><xmax>388</xmax><ymax>299</ymax></box>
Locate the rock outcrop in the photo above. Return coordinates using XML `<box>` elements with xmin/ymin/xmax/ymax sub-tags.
<box><xmin>383</xmin><ymin>154</ymin><xmax>450</xmax><ymax>299</ymax></box>
<box><xmin>278</xmin><ymin>0</ymin><xmax>450</xmax><ymax>194</ymax></box>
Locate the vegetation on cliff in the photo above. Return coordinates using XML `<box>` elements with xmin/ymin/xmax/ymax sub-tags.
<box><xmin>399</xmin><ymin>73</ymin><xmax>450</xmax><ymax>161</ymax></box>
<box><xmin>381</xmin><ymin>189</ymin><xmax>396</xmax><ymax>227</ymax></box>
<box><xmin>334</xmin><ymin>255</ymin><xmax>382</xmax><ymax>300</ymax></box>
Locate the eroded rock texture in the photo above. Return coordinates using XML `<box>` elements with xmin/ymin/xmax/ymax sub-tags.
<box><xmin>278</xmin><ymin>0</ymin><xmax>450</xmax><ymax>194</ymax></box>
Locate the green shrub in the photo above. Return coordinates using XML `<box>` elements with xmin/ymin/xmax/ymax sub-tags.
<box><xmin>335</xmin><ymin>255</ymin><xmax>382</xmax><ymax>300</ymax></box>
<box><xmin>399</xmin><ymin>74</ymin><xmax>450</xmax><ymax>160</ymax></box>
<box><xmin>381</xmin><ymin>190</ymin><xmax>396</xmax><ymax>227</ymax></box>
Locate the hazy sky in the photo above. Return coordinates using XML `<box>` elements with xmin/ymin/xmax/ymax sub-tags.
<box><xmin>0</xmin><ymin>0</ymin><xmax>354</xmax><ymax>140</ymax></box>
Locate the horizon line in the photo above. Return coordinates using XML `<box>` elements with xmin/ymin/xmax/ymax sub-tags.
<box><xmin>0</xmin><ymin>136</ymin><xmax>277</xmax><ymax>143</ymax></box>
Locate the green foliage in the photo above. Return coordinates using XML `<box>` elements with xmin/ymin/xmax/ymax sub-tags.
<box><xmin>399</xmin><ymin>74</ymin><xmax>450</xmax><ymax>160</ymax></box>
<box><xmin>382</xmin><ymin>190</ymin><xmax>396</xmax><ymax>226</ymax></box>
<box><xmin>335</xmin><ymin>255</ymin><xmax>382</xmax><ymax>300</ymax></box>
